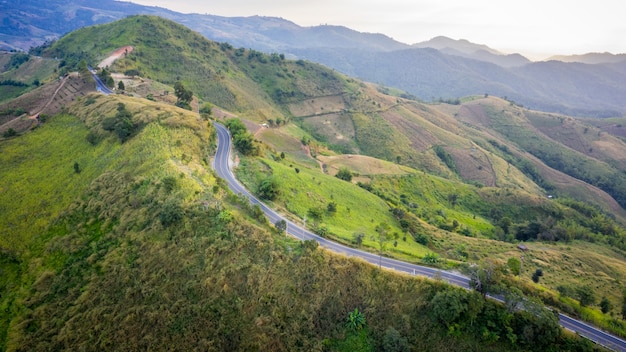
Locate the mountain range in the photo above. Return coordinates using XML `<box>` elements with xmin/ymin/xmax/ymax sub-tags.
<box><xmin>2</xmin><ymin>0</ymin><xmax>625</xmax><ymax>117</ymax></box>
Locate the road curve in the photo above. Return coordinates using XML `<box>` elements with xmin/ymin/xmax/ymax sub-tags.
<box><xmin>88</xmin><ymin>66</ymin><xmax>114</xmax><ymax>95</ymax></box>
<box><xmin>211</xmin><ymin>121</ymin><xmax>626</xmax><ymax>351</ymax></box>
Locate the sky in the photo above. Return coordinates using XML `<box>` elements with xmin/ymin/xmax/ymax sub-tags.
<box><xmin>127</xmin><ymin>0</ymin><xmax>626</xmax><ymax>59</ymax></box>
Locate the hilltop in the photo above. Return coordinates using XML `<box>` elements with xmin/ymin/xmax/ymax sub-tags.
<box><xmin>3</xmin><ymin>0</ymin><xmax>625</xmax><ymax>117</ymax></box>
<box><xmin>1</xmin><ymin>15</ymin><xmax>624</xmax><ymax>350</ymax></box>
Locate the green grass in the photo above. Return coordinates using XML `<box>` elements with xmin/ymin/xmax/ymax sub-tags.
<box><xmin>235</xmin><ymin>157</ymin><xmax>432</xmax><ymax>258</ymax></box>
<box><xmin>0</xmin><ymin>114</ymin><xmax>120</xmax><ymax>252</ymax></box>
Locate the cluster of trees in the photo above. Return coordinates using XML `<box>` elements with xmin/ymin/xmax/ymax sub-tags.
<box><xmin>0</xmin><ymin>79</ymin><xmax>29</xmax><ymax>87</ymax></box>
<box><xmin>101</xmin><ymin>103</ymin><xmax>139</xmax><ymax>142</ymax></box>
<box><xmin>174</xmin><ymin>81</ymin><xmax>193</xmax><ymax>110</ymax></box>
<box><xmin>225</xmin><ymin>118</ymin><xmax>259</xmax><ymax>156</ymax></box>
<box><xmin>433</xmin><ymin>145</ymin><xmax>457</xmax><ymax>174</ymax></box>
<box><xmin>97</xmin><ymin>68</ymin><xmax>114</xmax><ymax>88</ymax></box>
<box><xmin>429</xmin><ymin>285</ymin><xmax>565</xmax><ymax>349</ymax></box>
<box><xmin>4</xmin><ymin>53</ymin><xmax>29</xmax><ymax>70</ymax></box>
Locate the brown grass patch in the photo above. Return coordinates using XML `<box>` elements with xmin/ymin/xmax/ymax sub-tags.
<box><xmin>317</xmin><ymin>154</ymin><xmax>411</xmax><ymax>176</ymax></box>
<box><xmin>288</xmin><ymin>94</ymin><xmax>345</xmax><ymax>117</ymax></box>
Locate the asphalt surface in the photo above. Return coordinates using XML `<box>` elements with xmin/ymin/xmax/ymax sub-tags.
<box><xmin>211</xmin><ymin>120</ymin><xmax>626</xmax><ymax>351</ymax></box>
<box><xmin>88</xmin><ymin>66</ymin><xmax>114</xmax><ymax>95</ymax></box>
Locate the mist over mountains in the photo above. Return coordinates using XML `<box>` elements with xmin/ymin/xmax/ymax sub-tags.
<box><xmin>1</xmin><ymin>0</ymin><xmax>625</xmax><ymax>117</ymax></box>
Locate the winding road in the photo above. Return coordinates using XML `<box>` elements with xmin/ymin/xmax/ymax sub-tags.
<box><xmin>211</xmin><ymin>120</ymin><xmax>626</xmax><ymax>351</ymax></box>
<box><xmin>89</xmin><ymin>66</ymin><xmax>114</xmax><ymax>95</ymax></box>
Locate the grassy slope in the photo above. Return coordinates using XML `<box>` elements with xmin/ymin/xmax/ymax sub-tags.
<box><xmin>7</xmin><ymin>13</ymin><xmax>626</xmax><ymax>345</ymax></box>
<box><xmin>235</xmin><ymin>156</ymin><xmax>433</xmax><ymax>259</ymax></box>
<box><xmin>0</xmin><ymin>93</ymin><xmax>585</xmax><ymax>352</ymax></box>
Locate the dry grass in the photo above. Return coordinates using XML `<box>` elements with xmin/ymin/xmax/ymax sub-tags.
<box><xmin>318</xmin><ymin>154</ymin><xmax>412</xmax><ymax>176</ymax></box>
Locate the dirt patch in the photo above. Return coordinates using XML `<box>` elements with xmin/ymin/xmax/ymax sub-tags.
<box><xmin>457</xmin><ymin>104</ymin><xmax>490</xmax><ymax>126</ymax></box>
<box><xmin>447</xmin><ymin>146</ymin><xmax>496</xmax><ymax>187</ymax></box>
<box><xmin>381</xmin><ymin>108</ymin><xmax>437</xmax><ymax>152</ymax></box>
<box><xmin>98</xmin><ymin>46</ymin><xmax>134</xmax><ymax>69</ymax></box>
<box><xmin>288</xmin><ymin>94</ymin><xmax>345</xmax><ymax>117</ymax></box>
<box><xmin>318</xmin><ymin>154</ymin><xmax>409</xmax><ymax>176</ymax></box>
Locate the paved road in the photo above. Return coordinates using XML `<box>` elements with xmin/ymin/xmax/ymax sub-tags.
<box><xmin>88</xmin><ymin>66</ymin><xmax>114</xmax><ymax>95</ymax></box>
<box><xmin>211</xmin><ymin>120</ymin><xmax>626</xmax><ymax>351</ymax></box>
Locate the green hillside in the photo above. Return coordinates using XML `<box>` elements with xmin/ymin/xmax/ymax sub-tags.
<box><xmin>2</xmin><ymin>93</ymin><xmax>601</xmax><ymax>351</ymax></box>
<box><xmin>1</xmin><ymin>14</ymin><xmax>624</xmax><ymax>350</ymax></box>
<box><xmin>41</xmin><ymin>14</ymin><xmax>626</xmax><ymax>312</ymax></box>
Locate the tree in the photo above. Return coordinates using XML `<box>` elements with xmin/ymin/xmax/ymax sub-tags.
<box><xmin>507</xmin><ymin>257</ymin><xmax>521</xmax><ymax>276</ymax></box>
<box><xmin>327</xmin><ymin>201</ymin><xmax>337</xmax><ymax>214</ymax></box>
<box><xmin>382</xmin><ymin>327</ymin><xmax>409</xmax><ymax>352</ymax></box>
<box><xmin>336</xmin><ymin>167</ymin><xmax>353</xmax><ymax>182</ymax></box>
<box><xmin>279</xmin><ymin>151</ymin><xmax>285</xmax><ymax>159</ymax></box>
<box><xmin>531</xmin><ymin>268</ymin><xmax>543</xmax><ymax>283</ymax></box>
<box><xmin>118</xmin><ymin>80</ymin><xmax>125</xmax><ymax>91</ymax></box>
<box><xmin>159</xmin><ymin>200</ymin><xmax>183</xmax><ymax>226</ymax></box>
<box><xmin>307</xmin><ymin>206</ymin><xmax>324</xmax><ymax>225</ymax></box>
<box><xmin>258</xmin><ymin>177</ymin><xmax>280</xmax><ymax>201</ymax></box>
<box><xmin>352</xmin><ymin>231</ymin><xmax>365</xmax><ymax>246</ymax></box>
<box><xmin>275</xmin><ymin>219</ymin><xmax>287</xmax><ymax>234</ymax></box>
<box><xmin>600</xmin><ymin>297</ymin><xmax>613</xmax><ymax>314</ymax></box>
<box><xmin>73</xmin><ymin>162</ymin><xmax>81</xmax><ymax>174</ymax></box>
<box><xmin>430</xmin><ymin>289</ymin><xmax>467</xmax><ymax>327</ymax></box>
<box><xmin>199</xmin><ymin>103</ymin><xmax>212</xmax><ymax>117</ymax></box>
<box><xmin>577</xmin><ymin>285</ymin><xmax>595</xmax><ymax>307</ymax></box>
<box><xmin>372</xmin><ymin>222</ymin><xmax>392</xmax><ymax>268</ymax></box>
<box><xmin>512</xmin><ymin>298</ymin><xmax>562</xmax><ymax>348</ymax></box>
<box><xmin>174</xmin><ymin>81</ymin><xmax>193</xmax><ymax>109</ymax></box>
<box><xmin>97</xmin><ymin>68</ymin><xmax>114</xmax><ymax>88</ymax></box>
<box><xmin>469</xmin><ymin>261</ymin><xmax>501</xmax><ymax>298</ymax></box>
<box><xmin>101</xmin><ymin>103</ymin><xmax>136</xmax><ymax>143</ymax></box>
<box><xmin>233</xmin><ymin>133</ymin><xmax>257</xmax><ymax>155</ymax></box>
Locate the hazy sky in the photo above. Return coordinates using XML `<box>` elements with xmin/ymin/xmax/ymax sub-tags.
<box><xmin>128</xmin><ymin>0</ymin><xmax>625</xmax><ymax>58</ymax></box>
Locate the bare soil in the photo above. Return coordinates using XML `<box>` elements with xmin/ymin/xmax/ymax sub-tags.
<box><xmin>98</xmin><ymin>46</ymin><xmax>134</xmax><ymax>69</ymax></box>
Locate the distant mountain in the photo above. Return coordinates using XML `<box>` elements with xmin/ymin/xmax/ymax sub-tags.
<box><xmin>2</xmin><ymin>0</ymin><xmax>624</xmax><ymax>117</ymax></box>
<box><xmin>292</xmin><ymin>46</ymin><xmax>626</xmax><ymax>117</ymax></box>
<box><xmin>413</xmin><ymin>36</ymin><xmax>530</xmax><ymax>68</ymax></box>
<box><xmin>547</xmin><ymin>52</ymin><xmax>626</xmax><ymax>64</ymax></box>
<box><xmin>0</xmin><ymin>0</ymin><xmax>407</xmax><ymax>53</ymax></box>
<box><xmin>413</xmin><ymin>36</ymin><xmax>503</xmax><ymax>55</ymax></box>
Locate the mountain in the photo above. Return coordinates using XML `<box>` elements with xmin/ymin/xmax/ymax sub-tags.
<box><xmin>3</xmin><ymin>0</ymin><xmax>625</xmax><ymax>117</ymax></box>
<box><xmin>0</xmin><ymin>0</ymin><xmax>408</xmax><ymax>53</ymax></box>
<box><xmin>547</xmin><ymin>52</ymin><xmax>626</xmax><ymax>64</ymax></box>
<box><xmin>291</xmin><ymin>46</ymin><xmax>626</xmax><ymax>117</ymax></box>
<box><xmin>3</xmin><ymin>14</ymin><xmax>626</xmax><ymax>350</ymax></box>
<box><xmin>412</xmin><ymin>36</ymin><xmax>530</xmax><ymax>68</ymax></box>
<box><xmin>413</xmin><ymin>36</ymin><xmax>503</xmax><ymax>55</ymax></box>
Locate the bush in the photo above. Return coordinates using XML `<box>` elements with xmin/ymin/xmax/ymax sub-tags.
<box><xmin>336</xmin><ymin>167</ymin><xmax>353</xmax><ymax>182</ymax></box>
<box><xmin>258</xmin><ymin>177</ymin><xmax>280</xmax><ymax>201</ymax></box>
<box><xmin>2</xmin><ymin>128</ymin><xmax>17</xmax><ymax>138</ymax></box>
<box><xmin>160</xmin><ymin>201</ymin><xmax>183</xmax><ymax>226</ymax></box>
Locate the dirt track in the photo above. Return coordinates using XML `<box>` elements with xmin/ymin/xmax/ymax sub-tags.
<box><xmin>98</xmin><ymin>46</ymin><xmax>133</xmax><ymax>68</ymax></box>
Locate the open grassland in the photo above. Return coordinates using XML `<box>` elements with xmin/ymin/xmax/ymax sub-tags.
<box><xmin>235</xmin><ymin>157</ymin><xmax>433</xmax><ymax>259</ymax></box>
